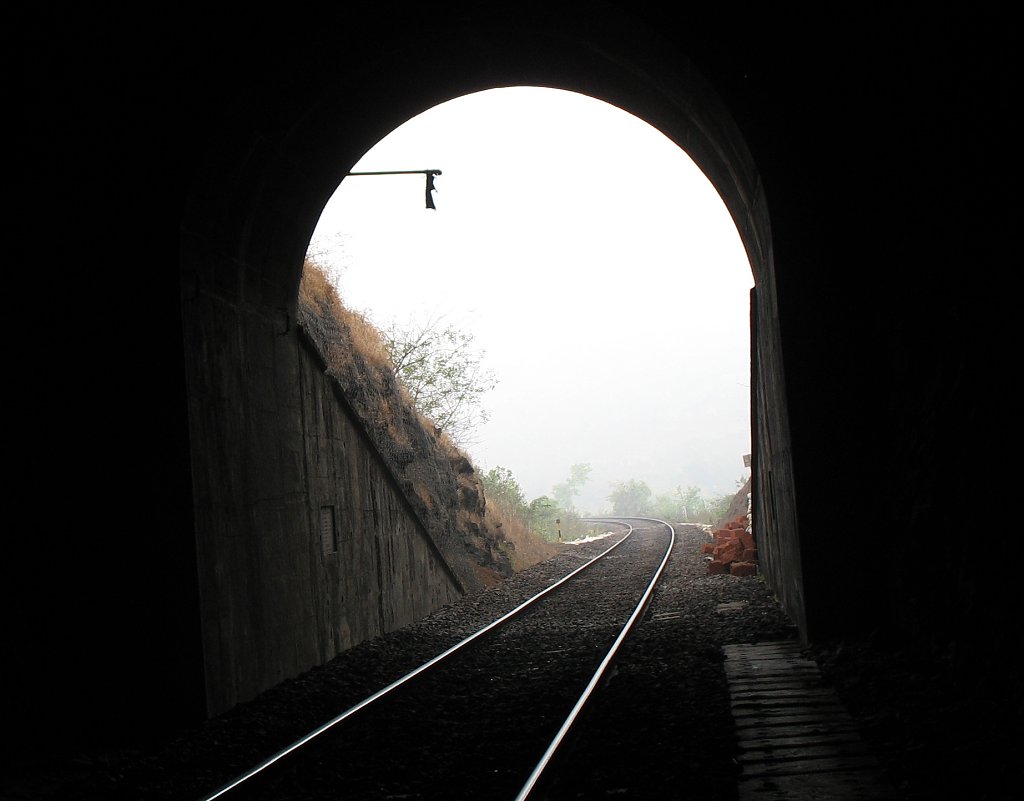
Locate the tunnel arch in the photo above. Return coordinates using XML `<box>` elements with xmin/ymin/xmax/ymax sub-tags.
<box><xmin>183</xmin><ymin>8</ymin><xmax>772</xmax><ymax>316</ymax></box>
<box><xmin>180</xmin><ymin>5</ymin><xmax>801</xmax><ymax>715</ymax></box>
<box><xmin>19</xmin><ymin>3</ymin><xmax>1018</xmax><ymax>779</ymax></box>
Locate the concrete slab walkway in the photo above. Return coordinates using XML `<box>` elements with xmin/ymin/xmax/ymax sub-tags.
<box><xmin>724</xmin><ymin>640</ymin><xmax>900</xmax><ymax>800</ymax></box>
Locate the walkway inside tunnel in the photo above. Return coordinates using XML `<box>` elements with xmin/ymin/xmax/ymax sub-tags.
<box><xmin>305</xmin><ymin>87</ymin><xmax>756</xmax><ymax>520</ymax></box>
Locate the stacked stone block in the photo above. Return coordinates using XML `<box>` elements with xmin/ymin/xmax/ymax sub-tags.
<box><xmin>702</xmin><ymin>502</ymin><xmax>758</xmax><ymax>576</ymax></box>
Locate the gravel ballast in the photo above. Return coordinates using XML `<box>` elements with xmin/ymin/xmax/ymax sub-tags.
<box><xmin>19</xmin><ymin>521</ymin><xmax>996</xmax><ymax>800</ymax></box>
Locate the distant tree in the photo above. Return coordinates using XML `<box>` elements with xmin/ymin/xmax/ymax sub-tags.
<box><xmin>646</xmin><ymin>483</ymin><xmax>743</xmax><ymax>524</ymax></box>
<box><xmin>481</xmin><ymin>466</ymin><xmax>528</xmax><ymax>518</ymax></box>
<box><xmin>607</xmin><ymin>479</ymin><xmax>652</xmax><ymax>517</ymax></box>
<box><xmin>382</xmin><ymin>316</ymin><xmax>498</xmax><ymax>446</ymax></box>
<box><xmin>527</xmin><ymin>496</ymin><xmax>562</xmax><ymax>541</ymax></box>
<box><xmin>651</xmin><ymin>487</ymin><xmax>687</xmax><ymax>521</ymax></box>
<box><xmin>706</xmin><ymin>493</ymin><xmax>733</xmax><ymax>523</ymax></box>
<box><xmin>551</xmin><ymin>463</ymin><xmax>592</xmax><ymax>512</ymax></box>
<box><xmin>678</xmin><ymin>485</ymin><xmax>706</xmax><ymax>521</ymax></box>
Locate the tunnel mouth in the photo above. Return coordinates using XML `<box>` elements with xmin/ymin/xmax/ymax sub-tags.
<box><xmin>176</xmin><ymin>3</ymin><xmax>794</xmax><ymax>729</ymax></box>
<box><xmin>302</xmin><ymin>85</ymin><xmax>757</xmax><ymax>521</ymax></box>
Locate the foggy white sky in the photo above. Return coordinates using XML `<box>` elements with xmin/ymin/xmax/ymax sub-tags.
<box><xmin>307</xmin><ymin>87</ymin><xmax>753</xmax><ymax>514</ymax></box>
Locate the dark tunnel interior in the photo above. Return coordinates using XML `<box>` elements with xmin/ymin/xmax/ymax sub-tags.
<box><xmin>13</xmin><ymin>2</ymin><xmax>1022</xmax><ymax>794</ymax></box>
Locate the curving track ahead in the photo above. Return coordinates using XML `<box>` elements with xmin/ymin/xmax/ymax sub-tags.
<box><xmin>199</xmin><ymin>518</ymin><xmax>674</xmax><ymax>801</ymax></box>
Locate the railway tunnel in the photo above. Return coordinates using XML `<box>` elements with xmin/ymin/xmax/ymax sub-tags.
<box><xmin>16</xmin><ymin>0</ymin><xmax>1020</xmax><ymax>776</ymax></box>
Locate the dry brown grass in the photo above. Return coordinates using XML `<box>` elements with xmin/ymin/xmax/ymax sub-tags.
<box><xmin>302</xmin><ymin>257</ymin><xmax>421</xmax><ymax>449</ymax></box>
<box><xmin>300</xmin><ymin>259</ymin><xmax>394</xmax><ymax>372</ymax></box>
<box><xmin>435</xmin><ymin>427</ymin><xmax>467</xmax><ymax>463</ymax></box>
<box><xmin>484</xmin><ymin>502</ymin><xmax>560</xmax><ymax>572</ymax></box>
<box><xmin>300</xmin><ymin>255</ymin><xmax>555</xmax><ymax>581</ymax></box>
<box><xmin>472</xmin><ymin>563</ymin><xmax>505</xmax><ymax>589</ymax></box>
<box><xmin>297</xmin><ymin>256</ymin><xmax>333</xmax><ymax>308</ymax></box>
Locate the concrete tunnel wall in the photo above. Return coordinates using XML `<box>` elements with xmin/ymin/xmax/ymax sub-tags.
<box><xmin>18</xmin><ymin>1</ymin><xmax>1020</xmax><ymax>757</ymax></box>
<box><xmin>180</xmin><ymin>245</ymin><xmax>464</xmax><ymax>714</ymax></box>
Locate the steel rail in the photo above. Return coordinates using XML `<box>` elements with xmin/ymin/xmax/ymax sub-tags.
<box><xmin>513</xmin><ymin>517</ymin><xmax>676</xmax><ymax>801</ymax></box>
<box><xmin>199</xmin><ymin>522</ymin><xmax>634</xmax><ymax>801</ymax></box>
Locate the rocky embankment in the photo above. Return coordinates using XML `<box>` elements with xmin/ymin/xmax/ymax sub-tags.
<box><xmin>298</xmin><ymin>261</ymin><xmax>523</xmax><ymax>590</ymax></box>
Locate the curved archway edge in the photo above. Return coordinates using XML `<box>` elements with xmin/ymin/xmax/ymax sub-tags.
<box><xmin>30</xmin><ymin>5</ymin><xmax>1021</xmax><ymax>755</ymax></box>
<box><xmin>178</xmin><ymin>6</ymin><xmax>802</xmax><ymax>714</ymax></box>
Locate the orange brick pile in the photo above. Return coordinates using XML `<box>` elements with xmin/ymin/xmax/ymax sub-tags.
<box><xmin>701</xmin><ymin>515</ymin><xmax>758</xmax><ymax>576</ymax></box>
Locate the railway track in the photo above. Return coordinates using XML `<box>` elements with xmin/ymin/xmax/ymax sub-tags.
<box><xmin>199</xmin><ymin>518</ymin><xmax>675</xmax><ymax>801</ymax></box>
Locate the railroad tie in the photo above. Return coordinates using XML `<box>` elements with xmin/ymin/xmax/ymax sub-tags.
<box><xmin>723</xmin><ymin>640</ymin><xmax>899</xmax><ymax>801</ymax></box>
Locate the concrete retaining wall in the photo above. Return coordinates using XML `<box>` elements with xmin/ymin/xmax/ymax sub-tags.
<box><xmin>182</xmin><ymin>281</ymin><xmax>462</xmax><ymax>716</ymax></box>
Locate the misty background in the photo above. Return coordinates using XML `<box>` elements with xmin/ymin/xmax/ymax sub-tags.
<box><xmin>307</xmin><ymin>87</ymin><xmax>753</xmax><ymax>514</ymax></box>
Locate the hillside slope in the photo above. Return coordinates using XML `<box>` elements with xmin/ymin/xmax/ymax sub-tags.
<box><xmin>298</xmin><ymin>260</ymin><xmax>555</xmax><ymax>589</ymax></box>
